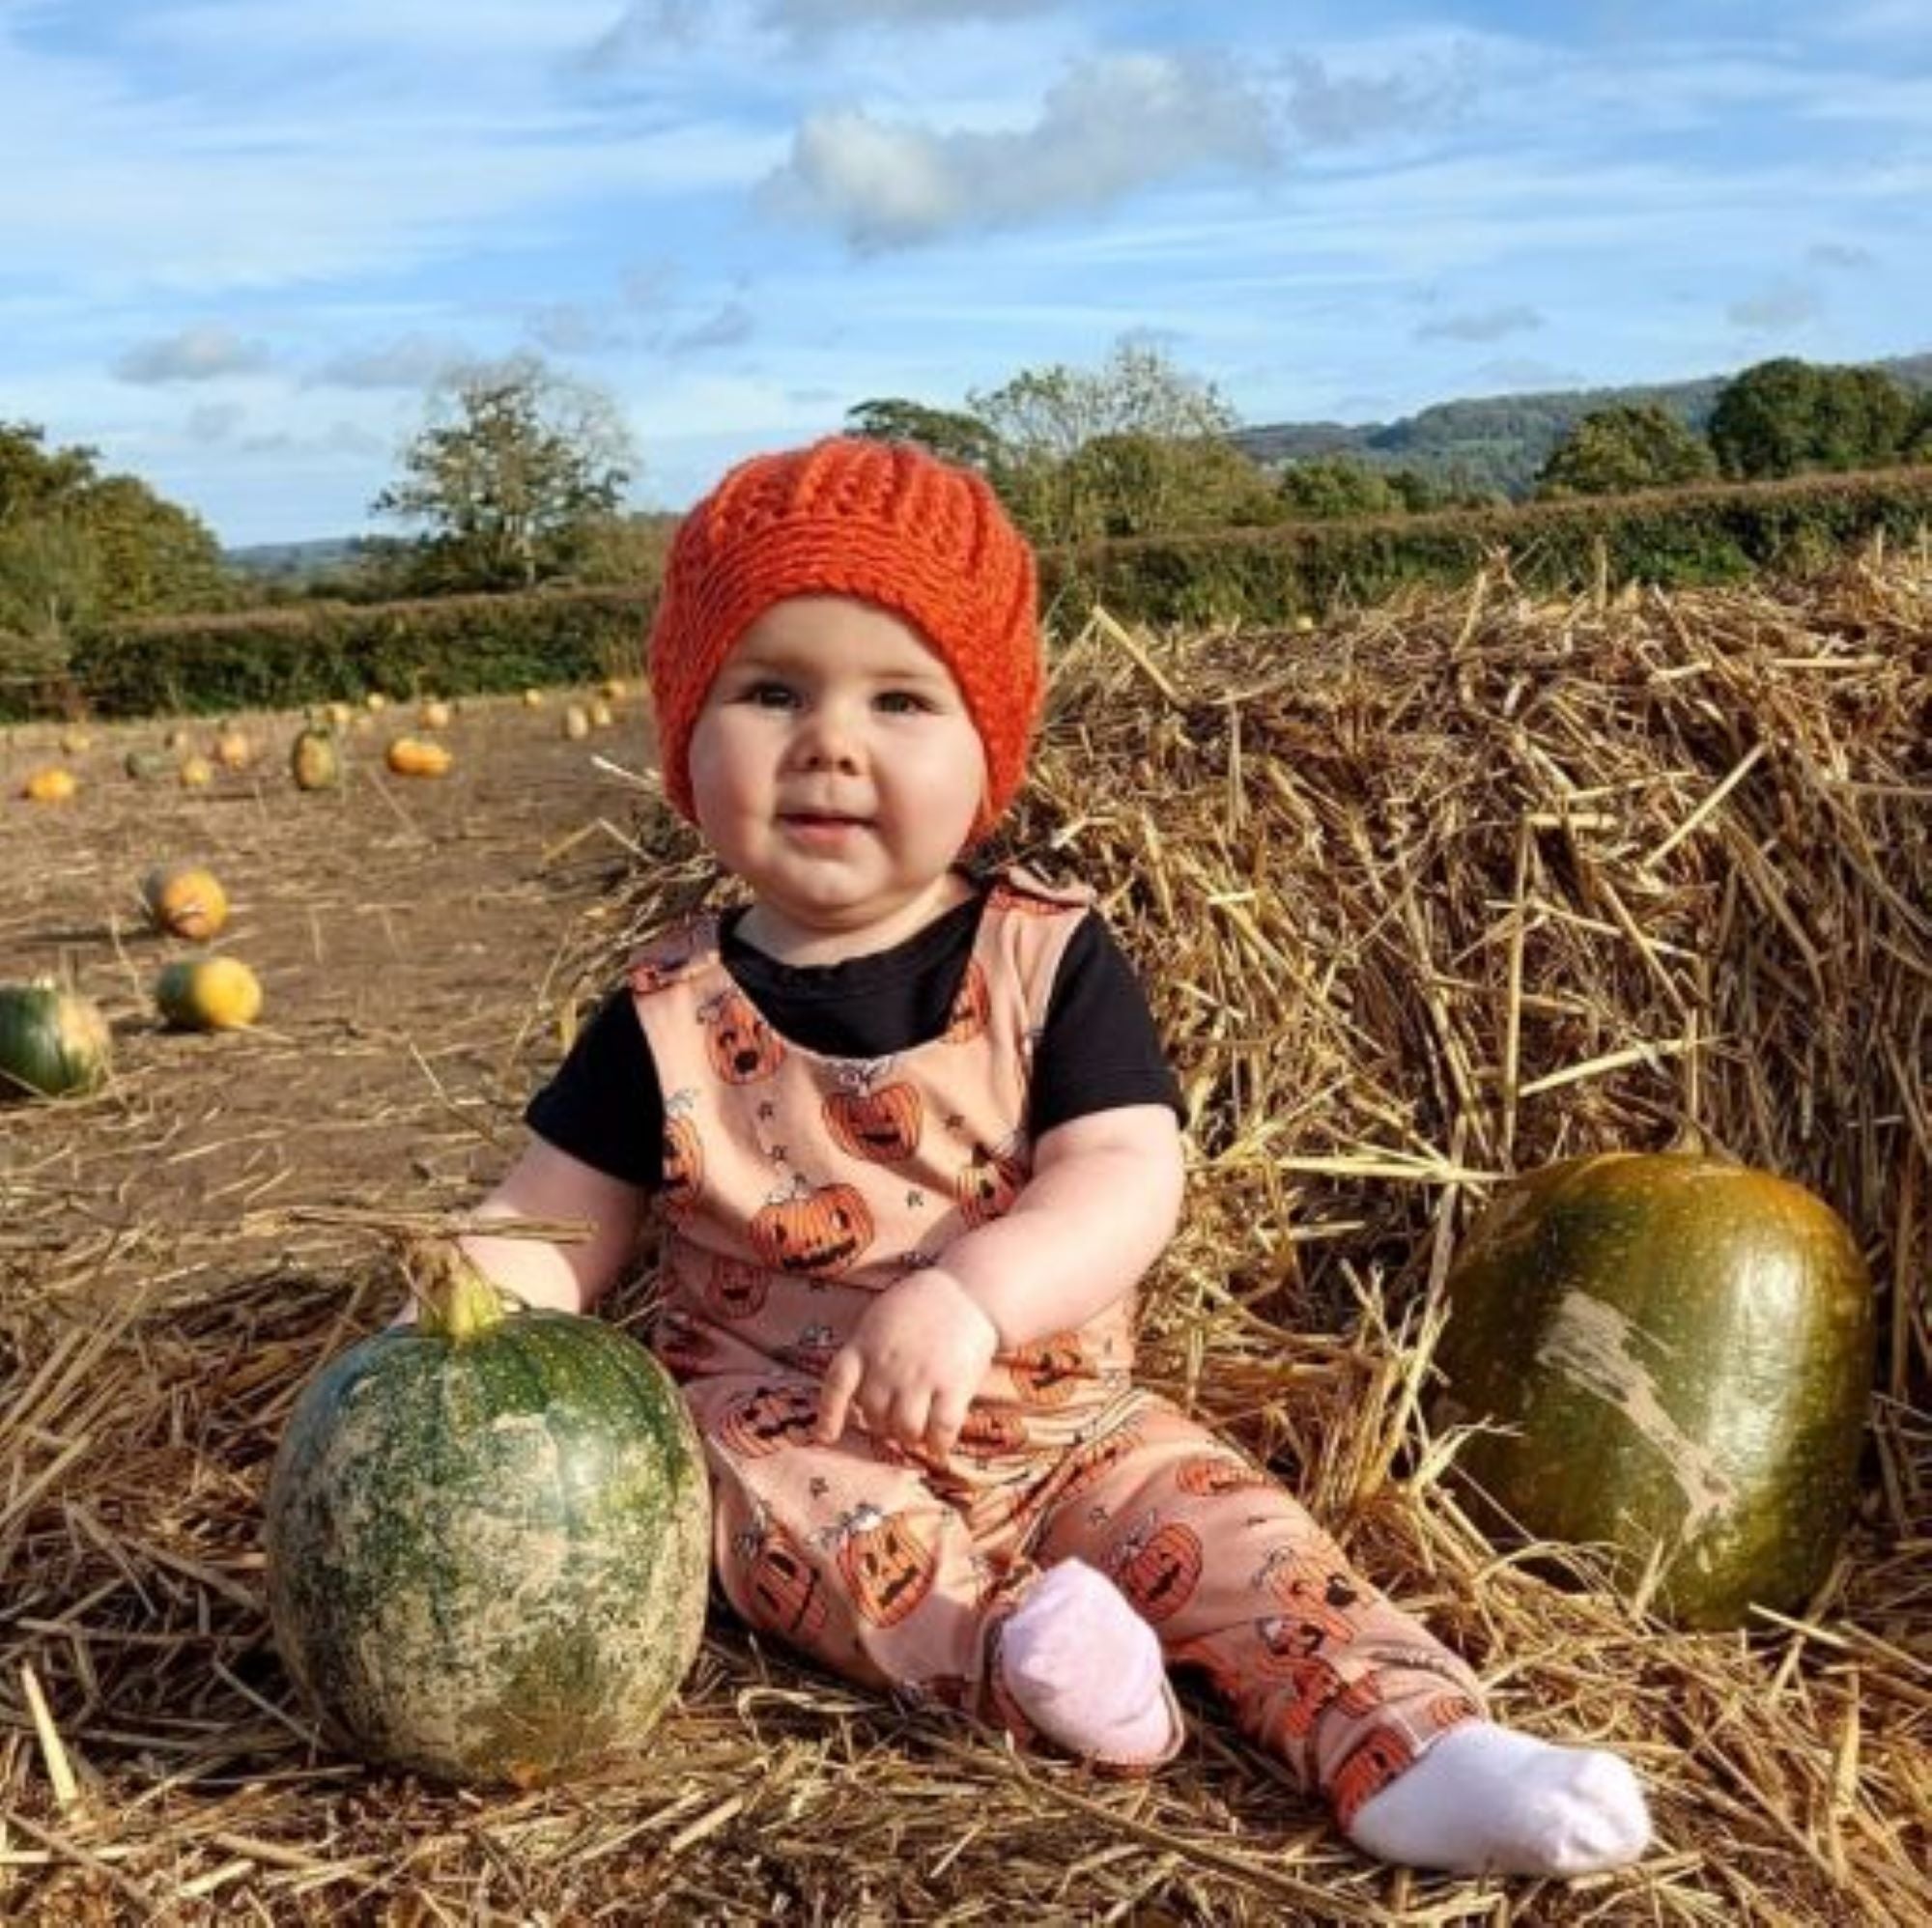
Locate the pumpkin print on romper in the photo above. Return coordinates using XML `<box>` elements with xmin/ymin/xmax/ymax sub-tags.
<box><xmin>734</xmin><ymin>1503</ymin><xmax>830</xmax><ymax>1641</ymax></box>
<box><xmin>1008</xmin><ymin>1331</ymin><xmax>1087</xmax><ymax>1408</ymax></box>
<box><xmin>703</xmin><ymin>1251</ymin><xmax>771</xmax><ymax>1321</ymax></box>
<box><xmin>700</xmin><ymin>985</ymin><xmax>786</xmax><ymax>1084</ymax></box>
<box><xmin>1173</xmin><ymin>1450</ymin><xmax>1273</xmax><ymax>1499</ymax></box>
<box><xmin>750</xmin><ymin>1174</ymin><xmax>877</xmax><ymax>1275</ymax></box>
<box><xmin>662</xmin><ymin>1091</ymin><xmax>705</xmax><ymax>1218</ymax></box>
<box><xmin>953</xmin><ymin>1130</ymin><xmax>1028</xmax><ymax>1228</ymax></box>
<box><xmin>822</xmin><ymin>1502</ymin><xmax>941</xmax><ymax>1630</ymax></box>
<box><xmin>1254</xmin><ymin>1543</ymin><xmax>1363</xmax><ymax>1648</ymax></box>
<box><xmin>941</xmin><ymin>957</ymin><xmax>991</xmax><ymax>1042</ymax></box>
<box><xmin>1053</xmin><ymin>1410</ymin><xmax>1151</xmax><ymax>1502</ymax></box>
<box><xmin>1332</xmin><ymin>1725</ymin><xmax>1421</xmax><ymax>1829</ymax></box>
<box><xmin>824</xmin><ymin>1058</ymin><xmax>925</xmax><ymax>1164</ymax></box>
<box><xmin>717</xmin><ymin>1382</ymin><xmax>824</xmax><ymax>1458</ymax></box>
<box><xmin>1107</xmin><ymin>1511</ymin><xmax>1206</xmax><ymax>1623</ymax></box>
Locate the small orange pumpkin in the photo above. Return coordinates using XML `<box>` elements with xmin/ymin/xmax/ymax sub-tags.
<box><xmin>142</xmin><ymin>863</ymin><xmax>229</xmax><ymax>941</ymax></box>
<box><xmin>385</xmin><ymin>735</ymin><xmax>453</xmax><ymax>778</ymax></box>
<box><xmin>21</xmin><ymin>766</ymin><xmax>77</xmax><ymax>803</ymax></box>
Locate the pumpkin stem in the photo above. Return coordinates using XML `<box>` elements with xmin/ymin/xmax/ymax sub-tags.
<box><xmin>403</xmin><ymin>1239</ymin><xmax>512</xmax><ymax>1341</ymax></box>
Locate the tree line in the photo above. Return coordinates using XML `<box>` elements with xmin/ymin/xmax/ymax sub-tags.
<box><xmin>4</xmin><ymin>347</ymin><xmax>1928</xmax><ymax>656</ymax></box>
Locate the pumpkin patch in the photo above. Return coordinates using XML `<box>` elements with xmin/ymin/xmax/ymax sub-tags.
<box><xmin>1433</xmin><ymin>1151</ymin><xmax>1875</xmax><ymax>1630</ymax></box>
<box><xmin>264</xmin><ymin>1242</ymin><xmax>711</xmax><ymax>1786</ymax></box>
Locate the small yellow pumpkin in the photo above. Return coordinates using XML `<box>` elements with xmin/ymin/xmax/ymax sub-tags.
<box><xmin>22</xmin><ymin>766</ymin><xmax>77</xmax><ymax>802</ymax></box>
<box><xmin>522</xmin><ymin>688</ymin><xmax>545</xmax><ymax>709</ymax></box>
<box><xmin>326</xmin><ymin>701</ymin><xmax>355</xmax><ymax>730</ymax></box>
<box><xmin>386</xmin><ymin>735</ymin><xmax>453</xmax><ymax>778</ymax></box>
<box><xmin>588</xmin><ymin>699</ymin><xmax>613</xmax><ymax>728</ymax></box>
<box><xmin>290</xmin><ymin>726</ymin><xmax>342</xmax><ymax>792</ymax></box>
<box><xmin>156</xmin><ymin>956</ymin><xmax>263</xmax><ymax>1031</ymax></box>
<box><xmin>142</xmin><ymin>863</ymin><xmax>229</xmax><ymax>941</ymax></box>
<box><xmin>365</xmin><ymin>691</ymin><xmax>389</xmax><ymax>712</ymax></box>
<box><xmin>213</xmin><ymin>724</ymin><xmax>253</xmax><ymax>771</ymax></box>
<box><xmin>418</xmin><ymin>698</ymin><xmax>452</xmax><ymax>730</ymax></box>
<box><xmin>598</xmin><ymin>676</ymin><xmax>625</xmax><ymax>702</ymax></box>
<box><xmin>179</xmin><ymin>754</ymin><xmax>214</xmax><ymax>789</ymax></box>
<box><xmin>561</xmin><ymin>703</ymin><xmax>591</xmax><ymax>741</ymax></box>
<box><xmin>59</xmin><ymin>725</ymin><xmax>92</xmax><ymax>755</ymax></box>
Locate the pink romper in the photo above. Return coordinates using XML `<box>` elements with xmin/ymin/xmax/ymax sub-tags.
<box><xmin>630</xmin><ymin>866</ymin><xmax>1484</xmax><ymax>1822</ymax></box>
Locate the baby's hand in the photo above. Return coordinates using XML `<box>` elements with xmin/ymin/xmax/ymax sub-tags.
<box><xmin>815</xmin><ymin>1267</ymin><xmax>1000</xmax><ymax>1457</ymax></box>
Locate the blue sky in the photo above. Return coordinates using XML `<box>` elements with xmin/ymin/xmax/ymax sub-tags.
<box><xmin>4</xmin><ymin>0</ymin><xmax>1927</xmax><ymax>546</ymax></box>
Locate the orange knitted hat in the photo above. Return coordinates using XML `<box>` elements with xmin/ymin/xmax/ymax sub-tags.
<box><xmin>646</xmin><ymin>436</ymin><xmax>1041</xmax><ymax>839</ymax></box>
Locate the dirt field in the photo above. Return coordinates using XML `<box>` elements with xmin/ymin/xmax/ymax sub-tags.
<box><xmin>4</xmin><ymin>694</ymin><xmax>642</xmax><ymax>1237</ymax></box>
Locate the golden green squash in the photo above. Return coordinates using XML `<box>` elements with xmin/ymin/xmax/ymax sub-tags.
<box><xmin>1434</xmin><ymin>1151</ymin><xmax>1874</xmax><ymax>1629</ymax></box>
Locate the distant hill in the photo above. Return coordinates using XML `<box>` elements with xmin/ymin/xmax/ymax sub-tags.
<box><xmin>1235</xmin><ymin>352</ymin><xmax>1932</xmax><ymax>499</ymax></box>
<box><xmin>223</xmin><ymin>535</ymin><xmax>365</xmax><ymax>581</ymax></box>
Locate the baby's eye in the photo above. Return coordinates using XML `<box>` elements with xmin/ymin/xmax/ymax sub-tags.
<box><xmin>742</xmin><ymin>681</ymin><xmax>798</xmax><ymax>709</ymax></box>
<box><xmin>874</xmin><ymin>690</ymin><xmax>932</xmax><ymax>715</ymax></box>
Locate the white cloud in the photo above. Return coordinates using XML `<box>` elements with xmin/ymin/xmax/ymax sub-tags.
<box><xmin>115</xmin><ymin>326</ymin><xmax>274</xmax><ymax>383</ymax></box>
<box><xmin>760</xmin><ymin>51</ymin><xmax>1278</xmax><ymax>248</ymax></box>
<box><xmin>1728</xmin><ymin>281</ymin><xmax>1827</xmax><ymax>331</ymax></box>
<box><xmin>308</xmin><ymin>337</ymin><xmax>474</xmax><ymax>389</ymax></box>
<box><xmin>1416</xmin><ymin>304</ymin><xmax>1545</xmax><ymax>344</ymax></box>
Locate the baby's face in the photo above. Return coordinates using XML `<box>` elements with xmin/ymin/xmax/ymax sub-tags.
<box><xmin>687</xmin><ymin>595</ymin><xmax>987</xmax><ymax>955</ymax></box>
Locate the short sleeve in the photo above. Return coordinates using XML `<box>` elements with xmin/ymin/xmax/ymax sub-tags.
<box><xmin>1028</xmin><ymin>916</ymin><xmax>1183</xmax><ymax>1137</ymax></box>
<box><xmin>523</xmin><ymin>988</ymin><xmax>665</xmax><ymax>1190</ymax></box>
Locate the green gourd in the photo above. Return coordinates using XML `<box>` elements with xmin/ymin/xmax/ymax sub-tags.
<box><xmin>0</xmin><ymin>981</ymin><xmax>112</xmax><ymax>1099</ymax></box>
<box><xmin>1434</xmin><ymin>1151</ymin><xmax>1874</xmax><ymax>1630</ymax></box>
<box><xmin>264</xmin><ymin>1244</ymin><xmax>712</xmax><ymax>1786</ymax></box>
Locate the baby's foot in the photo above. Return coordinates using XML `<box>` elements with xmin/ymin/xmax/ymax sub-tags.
<box><xmin>1346</xmin><ymin>1720</ymin><xmax>1651</xmax><ymax>1876</ymax></box>
<box><xmin>999</xmin><ymin>1559</ymin><xmax>1181</xmax><ymax>1766</ymax></box>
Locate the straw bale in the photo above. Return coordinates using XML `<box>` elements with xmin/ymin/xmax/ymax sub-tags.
<box><xmin>1</xmin><ymin>563</ymin><xmax>1926</xmax><ymax>1923</ymax></box>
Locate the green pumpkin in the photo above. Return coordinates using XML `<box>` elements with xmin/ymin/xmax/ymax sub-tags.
<box><xmin>124</xmin><ymin>748</ymin><xmax>173</xmax><ymax>782</ymax></box>
<box><xmin>1434</xmin><ymin>1151</ymin><xmax>1874</xmax><ymax>1629</ymax></box>
<box><xmin>290</xmin><ymin>724</ymin><xmax>341</xmax><ymax>792</ymax></box>
<box><xmin>264</xmin><ymin>1244</ymin><xmax>712</xmax><ymax>1786</ymax></box>
<box><xmin>0</xmin><ymin>980</ymin><xmax>112</xmax><ymax>1099</ymax></box>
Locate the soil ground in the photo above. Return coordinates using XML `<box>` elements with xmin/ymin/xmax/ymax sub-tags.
<box><xmin>3</xmin><ymin>693</ymin><xmax>645</xmax><ymax>1269</ymax></box>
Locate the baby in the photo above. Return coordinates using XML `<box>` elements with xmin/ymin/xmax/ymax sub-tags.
<box><xmin>446</xmin><ymin>435</ymin><xmax>1651</xmax><ymax>1877</ymax></box>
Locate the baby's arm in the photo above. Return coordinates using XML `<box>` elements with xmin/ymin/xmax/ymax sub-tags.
<box><xmin>815</xmin><ymin>1103</ymin><xmax>1183</xmax><ymax>1451</ymax></box>
<box><xmin>395</xmin><ymin>1135</ymin><xmax>646</xmax><ymax>1320</ymax></box>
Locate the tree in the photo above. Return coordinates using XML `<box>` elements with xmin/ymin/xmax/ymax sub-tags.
<box><xmin>1534</xmin><ymin>404</ymin><xmax>1717</xmax><ymax>498</ymax></box>
<box><xmin>967</xmin><ymin>342</ymin><xmax>1245</xmax><ymax>544</ymax></box>
<box><xmin>1278</xmin><ymin>455</ymin><xmax>1401</xmax><ymax>520</ymax></box>
<box><xmin>0</xmin><ymin>421</ymin><xmax>227</xmax><ymax>646</ymax></box>
<box><xmin>372</xmin><ymin>354</ymin><xmax>636</xmax><ymax>590</ymax></box>
<box><xmin>843</xmin><ymin>398</ymin><xmax>1000</xmax><ymax>472</ymax></box>
<box><xmin>1709</xmin><ymin>358</ymin><xmax>1914</xmax><ymax>480</ymax></box>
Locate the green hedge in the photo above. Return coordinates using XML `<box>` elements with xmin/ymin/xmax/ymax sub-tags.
<box><xmin>7</xmin><ymin>468</ymin><xmax>1929</xmax><ymax>723</ymax></box>
<box><xmin>44</xmin><ymin>584</ymin><xmax>654</xmax><ymax>721</ymax></box>
<box><xmin>1038</xmin><ymin>467</ymin><xmax>1932</xmax><ymax>626</ymax></box>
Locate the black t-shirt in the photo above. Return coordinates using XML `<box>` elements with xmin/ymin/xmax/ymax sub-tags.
<box><xmin>526</xmin><ymin>887</ymin><xmax>1182</xmax><ymax>1189</ymax></box>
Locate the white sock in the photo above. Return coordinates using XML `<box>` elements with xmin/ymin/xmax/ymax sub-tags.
<box><xmin>999</xmin><ymin>1559</ymin><xmax>1179</xmax><ymax>1765</ymax></box>
<box><xmin>1346</xmin><ymin>1720</ymin><xmax>1652</xmax><ymax>1877</ymax></box>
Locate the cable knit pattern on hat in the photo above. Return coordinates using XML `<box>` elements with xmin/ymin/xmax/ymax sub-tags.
<box><xmin>646</xmin><ymin>437</ymin><xmax>1041</xmax><ymax>839</ymax></box>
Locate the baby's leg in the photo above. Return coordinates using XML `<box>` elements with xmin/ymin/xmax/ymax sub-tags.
<box><xmin>689</xmin><ymin>1375</ymin><xmax>1009</xmax><ymax>1711</ymax></box>
<box><xmin>1032</xmin><ymin>1393</ymin><xmax>1650</xmax><ymax>1875</ymax></box>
